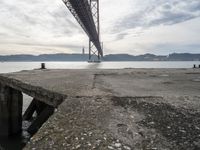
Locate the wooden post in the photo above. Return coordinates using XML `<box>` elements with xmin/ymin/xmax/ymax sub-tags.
<box><xmin>0</xmin><ymin>83</ymin><xmax>23</xmax><ymax>137</ymax></box>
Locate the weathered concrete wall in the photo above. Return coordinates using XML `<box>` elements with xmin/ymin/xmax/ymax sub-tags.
<box><xmin>0</xmin><ymin>74</ymin><xmax>65</xmax><ymax>107</ymax></box>
<box><xmin>0</xmin><ymin>83</ymin><xmax>22</xmax><ymax>137</ymax></box>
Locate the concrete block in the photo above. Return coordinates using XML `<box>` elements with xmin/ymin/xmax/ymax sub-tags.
<box><xmin>10</xmin><ymin>88</ymin><xmax>23</xmax><ymax>134</ymax></box>
<box><xmin>0</xmin><ymin>83</ymin><xmax>23</xmax><ymax>137</ymax></box>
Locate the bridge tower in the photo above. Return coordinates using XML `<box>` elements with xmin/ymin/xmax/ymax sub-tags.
<box><xmin>89</xmin><ymin>0</ymin><xmax>101</xmax><ymax>62</ymax></box>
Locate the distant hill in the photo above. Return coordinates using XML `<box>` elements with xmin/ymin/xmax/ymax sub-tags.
<box><xmin>0</xmin><ymin>54</ymin><xmax>88</xmax><ymax>61</ymax></box>
<box><xmin>168</xmin><ymin>53</ymin><xmax>200</xmax><ymax>61</ymax></box>
<box><xmin>103</xmin><ymin>53</ymin><xmax>167</xmax><ymax>61</ymax></box>
<box><xmin>0</xmin><ymin>53</ymin><xmax>200</xmax><ymax>61</ymax></box>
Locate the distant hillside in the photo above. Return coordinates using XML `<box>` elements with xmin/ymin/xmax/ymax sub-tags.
<box><xmin>0</xmin><ymin>53</ymin><xmax>200</xmax><ymax>61</ymax></box>
<box><xmin>168</xmin><ymin>53</ymin><xmax>200</xmax><ymax>61</ymax></box>
<box><xmin>103</xmin><ymin>53</ymin><xmax>167</xmax><ymax>61</ymax></box>
<box><xmin>103</xmin><ymin>54</ymin><xmax>136</xmax><ymax>61</ymax></box>
<box><xmin>0</xmin><ymin>54</ymin><xmax>88</xmax><ymax>61</ymax></box>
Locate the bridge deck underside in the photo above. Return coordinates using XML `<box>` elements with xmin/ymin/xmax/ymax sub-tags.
<box><xmin>63</xmin><ymin>0</ymin><xmax>103</xmax><ymax>56</ymax></box>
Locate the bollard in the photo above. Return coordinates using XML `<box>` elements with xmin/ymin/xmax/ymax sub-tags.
<box><xmin>41</xmin><ymin>63</ymin><xmax>46</xmax><ymax>69</ymax></box>
<box><xmin>193</xmin><ymin>64</ymin><xmax>196</xmax><ymax>68</ymax></box>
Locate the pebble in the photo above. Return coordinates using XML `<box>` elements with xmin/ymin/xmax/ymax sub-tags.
<box><xmin>149</xmin><ymin>121</ymin><xmax>155</xmax><ymax>125</ymax></box>
<box><xmin>75</xmin><ymin>144</ymin><xmax>81</xmax><ymax>149</ymax></box>
<box><xmin>123</xmin><ymin>145</ymin><xmax>131</xmax><ymax>150</ymax></box>
<box><xmin>115</xmin><ymin>143</ymin><xmax>122</xmax><ymax>148</ymax></box>
<box><xmin>96</xmin><ymin>139</ymin><xmax>101</xmax><ymax>145</ymax></box>
<box><xmin>59</xmin><ymin>128</ymin><xmax>64</xmax><ymax>131</ymax></box>
<box><xmin>87</xmin><ymin>142</ymin><xmax>92</xmax><ymax>146</ymax></box>
<box><xmin>108</xmin><ymin>146</ymin><xmax>114</xmax><ymax>149</ymax></box>
<box><xmin>88</xmin><ymin>132</ymin><xmax>93</xmax><ymax>136</ymax></box>
<box><xmin>179</xmin><ymin>129</ymin><xmax>186</xmax><ymax>133</ymax></box>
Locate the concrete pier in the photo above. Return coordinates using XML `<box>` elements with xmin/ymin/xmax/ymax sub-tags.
<box><xmin>0</xmin><ymin>68</ymin><xmax>200</xmax><ymax>149</ymax></box>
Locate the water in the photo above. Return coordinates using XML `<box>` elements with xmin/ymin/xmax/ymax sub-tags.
<box><xmin>0</xmin><ymin>61</ymin><xmax>199</xmax><ymax>74</ymax></box>
<box><xmin>0</xmin><ymin>61</ymin><xmax>199</xmax><ymax>150</ymax></box>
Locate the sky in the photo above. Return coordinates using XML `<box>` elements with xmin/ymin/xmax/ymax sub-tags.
<box><xmin>0</xmin><ymin>0</ymin><xmax>200</xmax><ymax>55</ymax></box>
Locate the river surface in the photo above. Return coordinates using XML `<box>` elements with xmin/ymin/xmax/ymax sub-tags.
<box><xmin>0</xmin><ymin>61</ymin><xmax>199</xmax><ymax>150</ymax></box>
<box><xmin>0</xmin><ymin>61</ymin><xmax>200</xmax><ymax>73</ymax></box>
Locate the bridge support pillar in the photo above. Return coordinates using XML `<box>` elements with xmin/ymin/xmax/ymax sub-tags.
<box><xmin>89</xmin><ymin>0</ymin><xmax>102</xmax><ymax>62</ymax></box>
<box><xmin>0</xmin><ymin>83</ymin><xmax>23</xmax><ymax>137</ymax></box>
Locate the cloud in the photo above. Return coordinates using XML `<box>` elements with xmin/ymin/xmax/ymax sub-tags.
<box><xmin>0</xmin><ymin>0</ymin><xmax>85</xmax><ymax>47</ymax></box>
<box><xmin>18</xmin><ymin>42</ymin><xmax>82</xmax><ymax>50</ymax></box>
<box><xmin>0</xmin><ymin>0</ymin><xmax>200</xmax><ymax>55</ymax></box>
<box><xmin>115</xmin><ymin>32</ymin><xmax>129</xmax><ymax>41</ymax></box>
<box><xmin>115</xmin><ymin>0</ymin><xmax>200</xmax><ymax>31</ymax></box>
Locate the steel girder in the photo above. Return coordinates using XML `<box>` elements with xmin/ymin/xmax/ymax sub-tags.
<box><xmin>62</xmin><ymin>0</ymin><xmax>103</xmax><ymax>57</ymax></box>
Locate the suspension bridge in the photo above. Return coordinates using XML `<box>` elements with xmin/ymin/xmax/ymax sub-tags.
<box><xmin>62</xmin><ymin>0</ymin><xmax>103</xmax><ymax>62</ymax></box>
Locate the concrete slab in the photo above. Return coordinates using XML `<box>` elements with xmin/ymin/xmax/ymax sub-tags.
<box><xmin>0</xmin><ymin>68</ymin><xmax>200</xmax><ymax>149</ymax></box>
<box><xmin>0</xmin><ymin>69</ymin><xmax>200</xmax><ymax>101</ymax></box>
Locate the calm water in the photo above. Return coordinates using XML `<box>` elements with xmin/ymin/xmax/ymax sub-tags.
<box><xmin>0</xmin><ymin>61</ymin><xmax>200</xmax><ymax>150</ymax></box>
<box><xmin>0</xmin><ymin>61</ymin><xmax>200</xmax><ymax>73</ymax></box>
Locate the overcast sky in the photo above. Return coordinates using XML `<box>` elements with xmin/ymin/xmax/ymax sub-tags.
<box><xmin>0</xmin><ymin>0</ymin><xmax>200</xmax><ymax>55</ymax></box>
